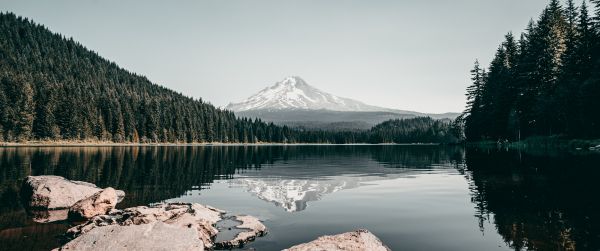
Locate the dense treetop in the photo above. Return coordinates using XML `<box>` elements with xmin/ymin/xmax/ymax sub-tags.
<box><xmin>462</xmin><ymin>0</ymin><xmax>600</xmax><ymax>141</ymax></box>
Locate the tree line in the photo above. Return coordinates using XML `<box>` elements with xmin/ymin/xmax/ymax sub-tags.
<box><xmin>462</xmin><ymin>0</ymin><xmax>600</xmax><ymax>141</ymax></box>
<box><xmin>0</xmin><ymin>12</ymin><xmax>458</xmax><ymax>144</ymax></box>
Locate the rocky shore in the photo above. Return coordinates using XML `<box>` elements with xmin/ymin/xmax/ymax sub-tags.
<box><xmin>22</xmin><ymin>175</ymin><xmax>390</xmax><ymax>250</ymax></box>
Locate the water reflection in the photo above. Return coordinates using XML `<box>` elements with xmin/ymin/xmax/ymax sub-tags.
<box><xmin>0</xmin><ymin>145</ymin><xmax>598</xmax><ymax>250</ymax></box>
<box><xmin>0</xmin><ymin>146</ymin><xmax>461</xmax><ymax>250</ymax></box>
<box><xmin>464</xmin><ymin>148</ymin><xmax>600</xmax><ymax>251</ymax></box>
<box><xmin>229</xmin><ymin>154</ymin><xmax>456</xmax><ymax>212</ymax></box>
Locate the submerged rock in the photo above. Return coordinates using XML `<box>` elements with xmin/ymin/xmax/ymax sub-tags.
<box><xmin>62</xmin><ymin>203</ymin><xmax>229</xmax><ymax>250</ymax></box>
<box><xmin>284</xmin><ymin>229</ymin><xmax>390</xmax><ymax>251</ymax></box>
<box><xmin>214</xmin><ymin>215</ymin><xmax>267</xmax><ymax>249</ymax></box>
<box><xmin>22</xmin><ymin>176</ymin><xmax>125</xmax><ymax>209</ymax></box>
<box><xmin>31</xmin><ymin>209</ymin><xmax>69</xmax><ymax>223</ymax></box>
<box><xmin>68</xmin><ymin>188</ymin><xmax>119</xmax><ymax>220</ymax></box>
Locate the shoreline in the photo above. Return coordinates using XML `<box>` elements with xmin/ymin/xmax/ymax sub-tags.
<box><xmin>0</xmin><ymin>141</ymin><xmax>443</xmax><ymax>147</ymax></box>
<box><xmin>467</xmin><ymin>137</ymin><xmax>600</xmax><ymax>151</ymax></box>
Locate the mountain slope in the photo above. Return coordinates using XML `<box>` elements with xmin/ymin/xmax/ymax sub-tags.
<box><xmin>227</xmin><ymin>76</ymin><xmax>458</xmax><ymax>129</ymax></box>
<box><xmin>226</xmin><ymin>76</ymin><xmax>393</xmax><ymax>112</ymax></box>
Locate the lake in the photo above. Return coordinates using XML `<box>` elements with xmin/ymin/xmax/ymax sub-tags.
<box><xmin>0</xmin><ymin>145</ymin><xmax>598</xmax><ymax>250</ymax></box>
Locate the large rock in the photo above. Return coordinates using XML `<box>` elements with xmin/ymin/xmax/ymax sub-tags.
<box><xmin>68</xmin><ymin>188</ymin><xmax>119</xmax><ymax>220</ymax></box>
<box><xmin>63</xmin><ymin>203</ymin><xmax>226</xmax><ymax>250</ymax></box>
<box><xmin>55</xmin><ymin>222</ymin><xmax>204</xmax><ymax>251</ymax></box>
<box><xmin>22</xmin><ymin>176</ymin><xmax>125</xmax><ymax>209</ymax></box>
<box><xmin>284</xmin><ymin>229</ymin><xmax>391</xmax><ymax>251</ymax></box>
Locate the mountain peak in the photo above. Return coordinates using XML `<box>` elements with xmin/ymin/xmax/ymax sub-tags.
<box><xmin>279</xmin><ymin>76</ymin><xmax>304</xmax><ymax>85</ymax></box>
<box><xmin>272</xmin><ymin>76</ymin><xmax>309</xmax><ymax>90</ymax></box>
<box><xmin>226</xmin><ymin>76</ymin><xmax>384</xmax><ymax>112</ymax></box>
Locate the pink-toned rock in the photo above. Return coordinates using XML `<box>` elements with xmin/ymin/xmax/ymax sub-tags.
<box><xmin>23</xmin><ymin>176</ymin><xmax>125</xmax><ymax>209</ymax></box>
<box><xmin>284</xmin><ymin>229</ymin><xmax>391</xmax><ymax>251</ymax></box>
<box><xmin>54</xmin><ymin>222</ymin><xmax>204</xmax><ymax>251</ymax></box>
<box><xmin>68</xmin><ymin>188</ymin><xmax>119</xmax><ymax>220</ymax></box>
<box><xmin>63</xmin><ymin>203</ymin><xmax>226</xmax><ymax>250</ymax></box>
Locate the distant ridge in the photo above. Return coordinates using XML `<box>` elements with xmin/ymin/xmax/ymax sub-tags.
<box><xmin>226</xmin><ymin>76</ymin><xmax>405</xmax><ymax>112</ymax></box>
<box><xmin>227</xmin><ymin>76</ymin><xmax>459</xmax><ymax>130</ymax></box>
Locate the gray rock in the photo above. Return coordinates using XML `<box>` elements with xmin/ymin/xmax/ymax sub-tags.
<box><xmin>23</xmin><ymin>176</ymin><xmax>125</xmax><ymax>209</ymax></box>
<box><xmin>284</xmin><ymin>229</ymin><xmax>391</xmax><ymax>251</ymax></box>
<box><xmin>55</xmin><ymin>221</ymin><xmax>204</xmax><ymax>251</ymax></box>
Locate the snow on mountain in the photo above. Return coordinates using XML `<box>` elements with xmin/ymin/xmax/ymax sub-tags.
<box><xmin>225</xmin><ymin>76</ymin><xmax>459</xmax><ymax>128</ymax></box>
<box><xmin>225</xmin><ymin>76</ymin><xmax>390</xmax><ymax>112</ymax></box>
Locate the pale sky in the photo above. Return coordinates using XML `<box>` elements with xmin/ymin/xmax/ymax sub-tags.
<box><xmin>1</xmin><ymin>0</ymin><xmax>552</xmax><ymax>113</ymax></box>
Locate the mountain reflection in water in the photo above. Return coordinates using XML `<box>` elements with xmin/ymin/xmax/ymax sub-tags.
<box><xmin>0</xmin><ymin>145</ymin><xmax>598</xmax><ymax>250</ymax></box>
<box><xmin>228</xmin><ymin>156</ymin><xmax>447</xmax><ymax>212</ymax></box>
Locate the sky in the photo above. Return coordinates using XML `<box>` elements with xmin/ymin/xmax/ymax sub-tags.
<box><xmin>1</xmin><ymin>0</ymin><xmax>552</xmax><ymax>113</ymax></box>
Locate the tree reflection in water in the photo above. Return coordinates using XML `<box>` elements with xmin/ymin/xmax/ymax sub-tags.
<box><xmin>0</xmin><ymin>145</ymin><xmax>598</xmax><ymax>250</ymax></box>
<box><xmin>463</xmin><ymin>147</ymin><xmax>600</xmax><ymax>251</ymax></box>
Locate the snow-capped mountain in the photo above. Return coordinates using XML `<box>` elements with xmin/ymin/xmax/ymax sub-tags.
<box><xmin>226</xmin><ymin>76</ymin><xmax>395</xmax><ymax>112</ymax></box>
<box><xmin>226</xmin><ymin>76</ymin><xmax>458</xmax><ymax>129</ymax></box>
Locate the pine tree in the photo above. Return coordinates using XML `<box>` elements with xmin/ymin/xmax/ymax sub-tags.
<box><xmin>591</xmin><ymin>0</ymin><xmax>600</xmax><ymax>25</ymax></box>
<box><xmin>0</xmin><ymin>77</ymin><xmax>7</xmax><ymax>141</ymax></box>
<box><xmin>465</xmin><ymin>60</ymin><xmax>483</xmax><ymax>115</ymax></box>
<box><xmin>463</xmin><ymin>0</ymin><xmax>600</xmax><ymax>141</ymax></box>
<box><xmin>579</xmin><ymin>0</ymin><xmax>600</xmax><ymax>137</ymax></box>
<box><xmin>464</xmin><ymin>60</ymin><xmax>486</xmax><ymax>141</ymax></box>
<box><xmin>15</xmin><ymin>79</ymin><xmax>35</xmax><ymax>141</ymax></box>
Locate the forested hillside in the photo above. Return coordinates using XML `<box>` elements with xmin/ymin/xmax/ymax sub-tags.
<box><xmin>462</xmin><ymin>0</ymin><xmax>600</xmax><ymax>141</ymax></box>
<box><xmin>370</xmin><ymin>117</ymin><xmax>458</xmax><ymax>143</ymax></box>
<box><xmin>0</xmin><ymin>12</ymin><xmax>303</xmax><ymax>143</ymax></box>
<box><xmin>0</xmin><ymin>14</ymin><xmax>247</xmax><ymax>142</ymax></box>
<box><xmin>0</xmin><ymin>12</ymin><xmax>458</xmax><ymax>144</ymax></box>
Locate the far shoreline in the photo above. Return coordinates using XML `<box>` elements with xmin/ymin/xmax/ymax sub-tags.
<box><xmin>0</xmin><ymin>141</ymin><xmax>444</xmax><ymax>147</ymax></box>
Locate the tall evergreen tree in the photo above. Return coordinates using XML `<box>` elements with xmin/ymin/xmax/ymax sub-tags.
<box><xmin>465</xmin><ymin>60</ymin><xmax>483</xmax><ymax>115</ymax></box>
<box><xmin>15</xmin><ymin>78</ymin><xmax>35</xmax><ymax>141</ymax></box>
<box><xmin>464</xmin><ymin>0</ymin><xmax>600</xmax><ymax>141</ymax></box>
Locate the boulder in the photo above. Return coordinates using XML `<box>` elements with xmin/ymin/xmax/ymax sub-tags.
<box><xmin>284</xmin><ymin>229</ymin><xmax>391</xmax><ymax>251</ymax></box>
<box><xmin>68</xmin><ymin>188</ymin><xmax>119</xmax><ymax>220</ymax></box>
<box><xmin>215</xmin><ymin>215</ymin><xmax>267</xmax><ymax>249</ymax></box>
<box><xmin>63</xmin><ymin>203</ymin><xmax>226</xmax><ymax>250</ymax></box>
<box><xmin>54</xmin><ymin>222</ymin><xmax>204</xmax><ymax>251</ymax></box>
<box><xmin>22</xmin><ymin>176</ymin><xmax>125</xmax><ymax>209</ymax></box>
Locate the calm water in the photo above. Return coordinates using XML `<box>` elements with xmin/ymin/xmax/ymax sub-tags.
<box><xmin>0</xmin><ymin>145</ymin><xmax>599</xmax><ymax>250</ymax></box>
